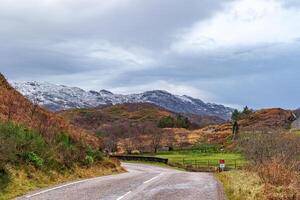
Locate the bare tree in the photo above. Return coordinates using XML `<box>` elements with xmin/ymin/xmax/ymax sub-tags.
<box><xmin>103</xmin><ymin>134</ymin><xmax>119</xmax><ymax>153</ymax></box>
<box><xmin>146</xmin><ymin>122</ymin><xmax>162</xmax><ymax>153</ymax></box>
<box><xmin>4</xmin><ymin>92</ymin><xmax>18</xmax><ymax>122</ymax></box>
<box><xmin>100</xmin><ymin>123</ymin><xmax>125</xmax><ymax>153</ymax></box>
<box><xmin>29</xmin><ymin>98</ymin><xmax>40</xmax><ymax>119</ymax></box>
<box><xmin>165</xmin><ymin>131</ymin><xmax>176</xmax><ymax>151</ymax></box>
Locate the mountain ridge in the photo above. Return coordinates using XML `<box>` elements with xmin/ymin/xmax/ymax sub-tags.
<box><xmin>12</xmin><ymin>81</ymin><xmax>234</xmax><ymax>119</ymax></box>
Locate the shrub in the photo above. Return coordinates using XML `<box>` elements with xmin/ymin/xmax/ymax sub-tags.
<box><xmin>84</xmin><ymin>155</ymin><xmax>94</xmax><ymax>166</ymax></box>
<box><xmin>21</xmin><ymin>152</ymin><xmax>44</xmax><ymax>168</ymax></box>
<box><xmin>0</xmin><ymin>122</ymin><xmax>47</xmax><ymax>168</ymax></box>
<box><xmin>56</xmin><ymin>132</ymin><xmax>74</xmax><ymax>148</ymax></box>
<box><xmin>239</xmin><ymin>131</ymin><xmax>300</xmax><ymax>165</ymax></box>
<box><xmin>158</xmin><ymin>116</ymin><xmax>175</xmax><ymax>128</ymax></box>
<box><xmin>158</xmin><ymin>115</ymin><xmax>191</xmax><ymax>128</ymax></box>
<box><xmin>0</xmin><ymin>168</ymin><xmax>9</xmax><ymax>192</ymax></box>
<box><xmin>86</xmin><ymin>145</ymin><xmax>103</xmax><ymax>161</ymax></box>
<box><xmin>238</xmin><ymin>131</ymin><xmax>300</xmax><ymax>199</ymax></box>
<box><xmin>256</xmin><ymin>160</ymin><xmax>296</xmax><ymax>186</ymax></box>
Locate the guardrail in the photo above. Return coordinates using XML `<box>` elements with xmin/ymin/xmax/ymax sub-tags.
<box><xmin>110</xmin><ymin>155</ymin><xmax>169</xmax><ymax>164</ymax></box>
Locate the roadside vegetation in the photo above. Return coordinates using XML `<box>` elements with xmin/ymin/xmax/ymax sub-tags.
<box><xmin>218</xmin><ymin>131</ymin><xmax>300</xmax><ymax>200</ymax></box>
<box><xmin>216</xmin><ymin>170</ymin><xmax>264</xmax><ymax>200</ymax></box>
<box><xmin>0</xmin><ymin>122</ymin><xmax>123</xmax><ymax>200</ymax></box>
<box><xmin>216</xmin><ymin>107</ymin><xmax>300</xmax><ymax>200</ymax></box>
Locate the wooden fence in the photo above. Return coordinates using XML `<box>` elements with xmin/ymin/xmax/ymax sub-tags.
<box><xmin>110</xmin><ymin>155</ymin><xmax>169</xmax><ymax>164</ymax></box>
<box><xmin>177</xmin><ymin>159</ymin><xmax>245</xmax><ymax>170</ymax></box>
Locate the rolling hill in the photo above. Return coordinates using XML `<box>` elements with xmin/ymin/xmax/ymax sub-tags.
<box><xmin>59</xmin><ymin>103</ymin><xmax>226</xmax><ymax>133</ymax></box>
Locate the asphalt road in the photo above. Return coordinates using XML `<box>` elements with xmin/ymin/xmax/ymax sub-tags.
<box><xmin>16</xmin><ymin>163</ymin><xmax>225</xmax><ymax>200</ymax></box>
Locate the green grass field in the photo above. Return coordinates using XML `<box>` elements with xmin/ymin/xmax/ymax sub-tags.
<box><xmin>154</xmin><ymin>150</ymin><xmax>247</xmax><ymax>169</ymax></box>
<box><xmin>293</xmin><ymin>129</ymin><xmax>300</xmax><ymax>136</ymax></box>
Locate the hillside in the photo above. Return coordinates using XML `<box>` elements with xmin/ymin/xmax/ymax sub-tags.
<box><xmin>0</xmin><ymin>73</ymin><xmax>122</xmax><ymax>199</ymax></box>
<box><xmin>59</xmin><ymin>103</ymin><xmax>225</xmax><ymax>132</ymax></box>
<box><xmin>238</xmin><ymin>108</ymin><xmax>295</xmax><ymax>131</ymax></box>
<box><xmin>0</xmin><ymin>74</ymin><xmax>99</xmax><ymax>146</ymax></box>
<box><xmin>145</xmin><ymin>108</ymin><xmax>296</xmax><ymax>151</ymax></box>
<box><xmin>60</xmin><ymin>104</ymin><xmax>296</xmax><ymax>153</ymax></box>
<box><xmin>12</xmin><ymin>81</ymin><xmax>234</xmax><ymax>119</ymax></box>
<box><xmin>188</xmin><ymin>108</ymin><xmax>296</xmax><ymax>145</ymax></box>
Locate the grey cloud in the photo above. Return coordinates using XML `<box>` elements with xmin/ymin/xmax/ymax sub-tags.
<box><xmin>0</xmin><ymin>0</ymin><xmax>231</xmax><ymax>79</ymax></box>
<box><xmin>1</xmin><ymin>0</ymin><xmax>300</xmax><ymax>109</ymax></box>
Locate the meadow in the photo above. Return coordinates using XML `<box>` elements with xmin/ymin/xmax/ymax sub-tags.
<box><xmin>155</xmin><ymin>150</ymin><xmax>246</xmax><ymax>169</ymax></box>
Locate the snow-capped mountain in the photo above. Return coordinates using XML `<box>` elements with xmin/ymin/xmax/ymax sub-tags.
<box><xmin>12</xmin><ymin>81</ymin><xmax>234</xmax><ymax>119</ymax></box>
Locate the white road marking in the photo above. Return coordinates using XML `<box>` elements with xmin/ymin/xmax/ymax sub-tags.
<box><xmin>25</xmin><ymin>176</ymin><xmax>103</xmax><ymax>198</ymax></box>
<box><xmin>143</xmin><ymin>173</ymin><xmax>162</xmax><ymax>184</ymax></box>
<box><xmin>116</xmin><ymin>191</ymin><xmax>132</xmax><ymax>200</ymax></box>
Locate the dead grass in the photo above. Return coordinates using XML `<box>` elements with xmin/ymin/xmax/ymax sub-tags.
<box><xmin>256</xmin><ymin>161</ymin><xmax>300</xmax><ymax>200</ymax></box>
<box><xmin>216</xmin><ymin>170</ymin><xmax>265</xmax><ymax>200</ymax></box>
<box><xmin>0</xmin><ymin>160</ymin><xmax>124</xmax><ymax>200</ymax></box>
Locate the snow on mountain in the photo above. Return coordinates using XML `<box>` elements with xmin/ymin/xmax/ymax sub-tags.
<box><xmin>11</xmin><ymin>81</ymin><xmax>234</xmax><ymax>119</ymax></box>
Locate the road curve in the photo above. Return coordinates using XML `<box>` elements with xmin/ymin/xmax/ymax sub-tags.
<box><xmin>16</xmin><ymin>163</ymin><xmax>225</xmax><ymax>200</ymax></box>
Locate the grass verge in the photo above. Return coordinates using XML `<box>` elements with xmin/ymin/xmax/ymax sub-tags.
<box><xmin>216</xmin><ymin>170</ymin><xmax>265</xmax><ymax>200</ymax></box>
<box><xmin>0</xmin><ymin>159</ymin><xmax>124</xmax><ymax>200</ymax></box>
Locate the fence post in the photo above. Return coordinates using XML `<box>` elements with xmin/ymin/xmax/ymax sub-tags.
<box><xmin>235</xmin><ymin>160</ymin><xmax>237</xmax><ymax>169</ymax></box>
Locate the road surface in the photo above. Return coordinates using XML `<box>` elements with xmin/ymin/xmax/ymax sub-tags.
<box><xmin>16</xmin><ymin>163</ymin><xmax>225</xmax><ymax>200</ymax></box>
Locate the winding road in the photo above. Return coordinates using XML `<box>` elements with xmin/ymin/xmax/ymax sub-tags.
<box><xmin>16</xmin><ymin>163</ymin><xmax>225</xmax><ymax>200</ymax></box>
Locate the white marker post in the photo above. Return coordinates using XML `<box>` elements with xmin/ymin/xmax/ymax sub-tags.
<box><xmin>219</xmin><ymin>160</ymin><xmax>225</xmax><ymax>172</ymax></box>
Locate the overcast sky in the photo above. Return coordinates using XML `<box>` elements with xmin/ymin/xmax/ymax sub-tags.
<box><xmin>1</xmin><ymin>0</ymin><xmax>300</xmax><ymax>109</ymax></box>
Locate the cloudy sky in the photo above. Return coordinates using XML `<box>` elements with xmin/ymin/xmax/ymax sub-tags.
<box><xmin>1</xmin><ymin>0</ymin><xmax>300</xmax><ymax>109</ymax></box>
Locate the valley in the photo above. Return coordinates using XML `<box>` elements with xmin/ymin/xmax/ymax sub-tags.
<box><xmin>0</xmin><ymin>73</ymin><xmax>299</xmax><ymax>200</ymax></box>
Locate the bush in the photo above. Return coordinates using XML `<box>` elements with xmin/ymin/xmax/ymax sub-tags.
<box><xmin>0</xmin><ymin>169</ymin><xmax>9</xmax><ymax>192</ymax></box>
<box><xmin>158</xmin><ymin>115</ymin><xmax>191</xmax><ymax>128</ymax></box>
<box><xmin>239</xmin><ymin>131</ymin><xmax>300</xmax><ymax>165</ymax></box>
<box><xmin>56</xmin><ymin>132</ymin><xmax>74</xmax><ymax>148</ymax></box>
<box><xmin>0</xmin><ymin>122</ymin><xmax>105</xmax><ymax>170</ymax></box>
<box><xmin>86</xmin><ymin>146</ymin><xmax>103</xmax><ymax>162</ymax></box>
<box><xmin>158</xmin><ymin>116</ymin><xmax>175</xmax><ymax>128</ymax></box>
<box><xmin>21</xmin><ymin>152</ymin><xmax>44</xmax><ymax>168</ymax></box>
<box><xmin>0</xmin><ymin>122</ymin><xmax>47</xmax><ymax>168</ymax></box>
<box><xmin>84</xmin><ymin>155</ymin><xmax>94</xmax><ymax>166</ymax></box>
<box><xmin>238</xmin><ymin>131</ymin><xmax>300</xmax><ymax>199</ymax></box>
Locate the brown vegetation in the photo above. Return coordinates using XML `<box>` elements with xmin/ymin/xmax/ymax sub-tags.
<box><xmin>238</xmin><ymin>108</ymin><xmax>295</xmax><ymax>132</ymax></box>
<box><xmin>59</xmin><ymin>103</ymin><xmax>225</xmax><ymax>132</ymax></box>
<box><xmin>239</xmin><ymin>131</ymin><xmax>300</xmax><ymax>199</ymax></box>
<box><xmin>0</xmin><ymin>73</ymin><xmax>100</xmax><ymax>147</ymax></box>
<box><xmin>0</xmin><ymin>73</ymin><xmax>124</xmax><ymax>199</ymax></box>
